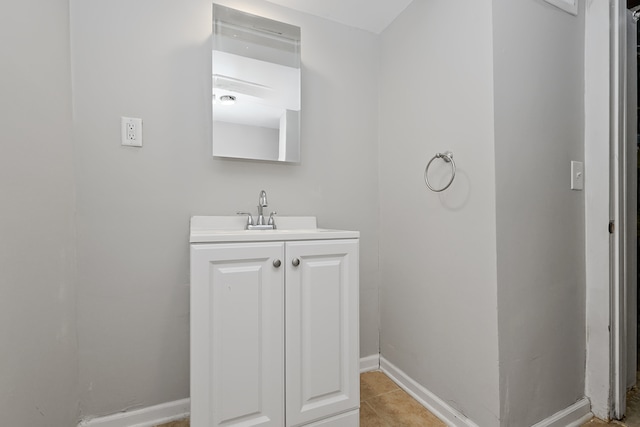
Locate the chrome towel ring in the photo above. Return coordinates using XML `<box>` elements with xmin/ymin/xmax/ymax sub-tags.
<box><xmin>424</xmin><ymin>151</ymin><xmax>456</xmax><ymax>192</ymax></box>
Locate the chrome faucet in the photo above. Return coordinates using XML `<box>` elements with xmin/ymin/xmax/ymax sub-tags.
<box><xmin>257</xmin><ymin>190</ymin><xmax>268</xmax><ymax>225</ymax></box>
<box><xmin>237</xmin><ymin>190</ymin><xmax>277</xmax><ymax>230</ymax></box>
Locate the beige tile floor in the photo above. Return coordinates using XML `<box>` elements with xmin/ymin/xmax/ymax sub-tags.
<box><xmin>360</xmin><ymin>370</ymin><xmax>446</xmax><ymax>426</ymax></box>
<box><xmin>360</xmin><ymin>371</ymin><xmax>640</xmax><ymax>427</ymax></box>
<box><xmin>157</xmin><ymin>371</ymin><xmax>640</xmax><ymax>427</ymax></box>
<box><xmin>157</xmin><ymin>371</ymin><xmax>445</xmax><ymax>427</ymax></box>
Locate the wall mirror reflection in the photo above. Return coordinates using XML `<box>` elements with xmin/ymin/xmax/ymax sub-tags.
<box><xmin>212</xmin><ymin>4</ymin><xmax>301</xmax><ymax>163</ymax></box>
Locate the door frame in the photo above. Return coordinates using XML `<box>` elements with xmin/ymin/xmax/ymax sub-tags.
<box><xmin>585</xmin><ymin>0</ymin><xmax>637</xmax><ymax>420</ymax></box>
<box><xmin>610</xmin><ymin>3</ymin><xmax>638</xmax><ymax>420</ymax></box>
<box><xmin>610</xmin><ymin>1</ymin><xmax>627</xmax><ymax>418</ymax></box>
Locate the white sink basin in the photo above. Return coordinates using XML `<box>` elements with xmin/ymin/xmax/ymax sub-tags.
<box><xmin>190</xmin><ymin>216</ymin><xmax>359</xmax><ymax>243</ymax></box>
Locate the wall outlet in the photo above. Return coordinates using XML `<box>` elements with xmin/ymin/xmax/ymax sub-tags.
<box><xmin>121</xmin><ymin>117</ymin><xmax>143</xmax><ymax>147</ymax></box>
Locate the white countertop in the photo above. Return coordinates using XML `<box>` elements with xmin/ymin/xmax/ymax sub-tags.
<box><xmin>190</xmin><ymin>216</ymin><xmax>359</xmax><ymax>243</ymax></box>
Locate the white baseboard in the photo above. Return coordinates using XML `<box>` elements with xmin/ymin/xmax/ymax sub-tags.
<box><xmin>78</xmin><ymin>355</ymin><xmax>379</xmax><ymax>427</ymax></box>
<box><xmin>380</xmin><ymin>357</ymin><xmax>479</xmax><ymax>427</ymax></box>
<box><xmin>77</xmin><ymin>357</ymin><xmax>592</xmax><ymax>427</ymax></box>
<box><xmin>360</xmin><ymin>354</ymin><xmax>380</xmax><ymax>372</ymax></box>
<box><xmin>531</xmin><ymin>398</ymin><xmax>592</xmax><ymax>427</ymax></box>
<box><xmin>77</xmin><ymin>398</ymin><xmax>190</xmax><ymax>427</ymax></box>
<box><xmin>381</xmin><ymin>357</ymin><xmax>593</xmax><ymax>427</ymax></box>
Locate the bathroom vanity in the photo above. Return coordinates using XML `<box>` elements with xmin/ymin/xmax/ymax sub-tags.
<box><xmin>190</xmin><ymin>216</ymin><xmax>360</xmax><ymax>427</ymax></box>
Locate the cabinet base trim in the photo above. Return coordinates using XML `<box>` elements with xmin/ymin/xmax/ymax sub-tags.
<box><xmin>77</xmin><ymin>398</ymin><xmax>190</xmax><ymax>427</ymax></box>
<box><xmin>360</xmin><ymin>354</ymin><xmax>380</xmax><ymax>372</ymax></box>
<box><xmin>304</xmin><ymin>409</ymin><xmax>359</xmax><ymax>426</ymax></box>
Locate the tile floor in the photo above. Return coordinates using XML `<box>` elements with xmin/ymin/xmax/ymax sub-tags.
<box><xmin>155</xmin><ymin>371</ymin><xmax>640</xmax><ymax>427</ymax></box>
<box><xmin>360</xmin><ymin>370</ymin><xmax>446</xmax><ymax>426</ymax></box>
<box><xmin>360</xmin><ymin>371</ymin><xmax>640</xmax><ymax>427</ymax></box>
<box><xmin>159</xmin><ymin>371</ymin><xmax>445</xmax><ymax>427</ymax></box>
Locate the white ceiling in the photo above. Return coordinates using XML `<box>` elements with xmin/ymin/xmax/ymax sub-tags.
<box><xmin>263</xmin><ymin>0</ymin><xmax>414</xmax><ymax>34</ymax></box>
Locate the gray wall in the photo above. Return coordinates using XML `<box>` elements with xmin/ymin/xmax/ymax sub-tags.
<box><xmin>0</xmin><ymin>0</ymin><xmax>589</xmax><ymax>423</ymax></box>
<box><xmin>492</xmin><ymin>0</ymin><xmax>586</xmax><ymax>425</ymax></box>
<box><xmin>69</xmin><ymin>0</ymin><xmax>380</xmax><ymax>417</ymax></box>
<box><xmin>379</xmin><ymin>0</ymin><xmax>587</xmax><ymax>425</ymax></box>
<box><xmin>378</xmin><ymin>1</ymin><xmax>501</xmax><ymax>426</ymax></box>
<box><xmin>0</xmin><ymin>0</ymin><xmax>78</xmax><ymax>426</ymax></box>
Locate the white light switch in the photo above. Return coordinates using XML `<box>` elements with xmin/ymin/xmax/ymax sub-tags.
<box><xmin>571</xmin><ymin>161</ymin><xmax>583</xmax><ymax>190</ymax></box>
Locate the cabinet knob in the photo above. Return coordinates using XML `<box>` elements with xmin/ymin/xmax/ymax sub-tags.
<box><xmin>273</xmin><ymin>259</ymin><xmax>282</xmax><ymax>268</ymax></box>
<box><xmin>292</xmin><ymin>258</ymin><xmax>300</xmax><ymax>267</ymax></box>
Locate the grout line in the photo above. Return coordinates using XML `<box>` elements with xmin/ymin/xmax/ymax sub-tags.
<box><xmin>363</xmin><ymin>387</ymin><xmax>402</xmax><ymax>403</ymax></box>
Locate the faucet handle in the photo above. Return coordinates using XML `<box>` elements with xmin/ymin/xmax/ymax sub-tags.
<box><xmin>236</xmin><ymin>212</ymin><xmax>254</xmax><ymax>227</ymax></box>
<box><xmin>268</xmin><ymin>211</ymin><xmax>277</xmax><ymax>229</ymax></box>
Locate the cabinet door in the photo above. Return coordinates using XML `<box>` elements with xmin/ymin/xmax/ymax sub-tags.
<box><xmin>190</xmin><ymin>243</ymin><xmax>285</xmax><ymax>427</ymax></box>
<box><xmin>285</xmin><ymin>239</ymin><xmax>359</xmax><ymax>427</ymax></box>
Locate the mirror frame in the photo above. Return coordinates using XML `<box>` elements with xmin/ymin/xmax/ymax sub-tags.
<box><xmin>211</xmin><ymin>4</ymin><xmax>301</xmax><ymax>163</ymax></box>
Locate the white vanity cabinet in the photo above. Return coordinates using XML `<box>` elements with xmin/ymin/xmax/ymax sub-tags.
<box><xmin>190</xmin><ymin>242</ymin><xmax>286</xmax><ymax>427</ymax></box>
<box><xmin>285</xmin><ymin>240</ymin><xmax>359</xmax><ymax>427</ymax></box>
<box><xmin>190</xmin><ymin>217</ymin><xmax>359</xmax><ymax>427</ymax></box>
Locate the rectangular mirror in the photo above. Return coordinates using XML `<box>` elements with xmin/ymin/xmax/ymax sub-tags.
<box><xmin>212</xmin><ymin>4</ymin><xmax>301</xmax><ymax>162</ymax></box>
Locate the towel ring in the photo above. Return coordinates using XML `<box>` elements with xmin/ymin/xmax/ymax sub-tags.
<box><xmin>424</xmin><ymin>151</ymin><xmax>456</xmax><ymax>192</ymax></box>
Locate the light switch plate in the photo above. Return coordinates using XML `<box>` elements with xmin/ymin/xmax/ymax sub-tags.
<box><xmin>571</xmin><ymin>161</ymin><xmax>583</xmax><ymax>190</ymax></box>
